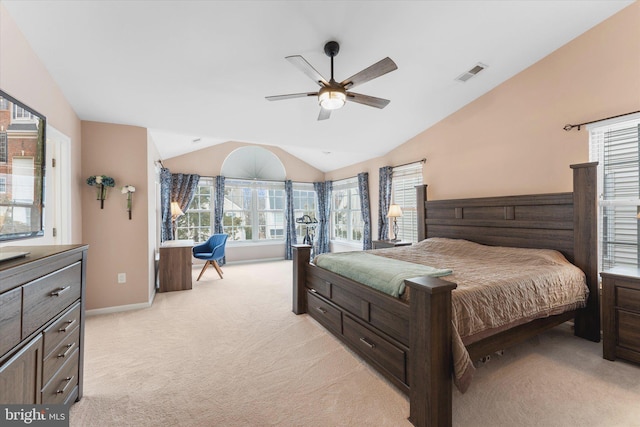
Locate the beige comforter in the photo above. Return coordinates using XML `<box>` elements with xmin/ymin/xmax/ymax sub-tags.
<box><xmin>368</xmin><ymin>238</ymin><xmax>589</xmax><ymax>392</ymax></box>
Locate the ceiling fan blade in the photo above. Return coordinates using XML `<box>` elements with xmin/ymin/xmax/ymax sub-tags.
<box><xmin>346</xmin><ymin>92</ymin><xmax>391</xmax><ymax>109</ymax></box>
<box><xmin>286</xmin><ymin>55</ymin><xmax>329</xmax><ymax>87</ymax></box>
<box><xmin>340</xmin><ymin>57</ymin><xmax>397</xmax><ymax>90</ymax></box>
<box><xmin>318</xmin><ymin>108</ymin><xmax>331</xmax><ymax>121</ymax></box>
<box><xmin>265</xmin><ymin>92</ymin><xmax>318</xmax><ymax>101</ymax></box>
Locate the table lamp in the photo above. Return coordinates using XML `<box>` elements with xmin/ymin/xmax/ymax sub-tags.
<box><xmin>387</xmin><ymin>204</ymin><xmax>403</xmax><ymax>241</ymax></box>
<box><xmin>170</xmin><ymin>202</ymin><xmax>184</xmax><ymax>240</ymax></box>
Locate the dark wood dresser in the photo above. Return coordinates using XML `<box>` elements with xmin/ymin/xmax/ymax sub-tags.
<box><xmin>0</xmin><ymin>245</ymin><xmax>88</xmax><ymax>405</ymax></box>
<box><xmin>601</xmin><ymin>267</ymin><xmax>640</xmax><ymax>364</ymax></box>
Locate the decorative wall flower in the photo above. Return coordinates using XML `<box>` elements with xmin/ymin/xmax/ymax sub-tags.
<box><xmin>87</xmin><ymin>175</ymin><xmax>116</xmax><ymax>209</ymax></box>
<box><xmin>121</xmin><ymin>185</ymin><xmax>136</xmax><ymax>220</ymax></box>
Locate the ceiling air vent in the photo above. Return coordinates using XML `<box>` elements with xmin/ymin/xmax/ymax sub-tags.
<box><xmin>455</xmin><ymin>63</ymin><xmax>487</xmax><ymax>82</ymax></box>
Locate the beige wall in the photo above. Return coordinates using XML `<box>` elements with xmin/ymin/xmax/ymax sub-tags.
<box><xmin>81</xmin><ymin>121</ymin><xmax>151</xmax><ymax>310</ymax></box>
<box><xmin>164</xmin><ymin>141</ymin><xmax>325</xmax><ymax>182</ymax></box>
<box><xmin>326</xmin><ymin>2</ymin><xmax>640</xmax><ymax>241</ymax></box>
<box><xmin>0</xmin><ymin>3</ymin><xmax>83</xmax><ymax>246</ymax></box>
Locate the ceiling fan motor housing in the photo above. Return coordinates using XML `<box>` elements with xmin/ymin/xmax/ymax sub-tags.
<box><xmin>324</xmin><ymin>41</ymin><xmax>340</xmax><ymax>58</ymax></box>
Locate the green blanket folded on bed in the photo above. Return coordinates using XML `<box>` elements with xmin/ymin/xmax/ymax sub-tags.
<box><xmin>314</xmin><ymin>251</ymin><xmax>452</xmax><ymax>297</ymax></box>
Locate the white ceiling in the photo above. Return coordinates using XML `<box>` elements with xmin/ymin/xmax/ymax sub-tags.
<box><xmin>2</xmin><ymin>1</ymin><xmax>633</xmax><ymax>172</ymax></box>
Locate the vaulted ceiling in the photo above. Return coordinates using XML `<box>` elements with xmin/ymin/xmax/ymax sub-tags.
<box><xmin>2</xmin><ymin>1</ymin><xmax>633</xmax><ymax>171</ymax></box>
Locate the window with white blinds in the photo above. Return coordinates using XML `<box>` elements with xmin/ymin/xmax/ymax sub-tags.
<box><xmin>588</xmin><ymin>113</ymin><xmax>640</xmax><ymax>270</ymax></box>
<box><xmin>391</xmin><ymin>163</ymin><xmax>423</xmax><ymax>243</ymax></box>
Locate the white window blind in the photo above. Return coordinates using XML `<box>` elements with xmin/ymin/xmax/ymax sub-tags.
<box><xmin>588</xmin><ymin>113</ymin><xmax>640</xmax><ymax>269</ymax></box>
<box><xmin>392</xmin><ymin>162</ymin><xmax>423</xmax><ymax>242</ymax></box>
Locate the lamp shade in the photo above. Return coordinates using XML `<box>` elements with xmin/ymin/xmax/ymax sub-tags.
<box><xmin>170</xmin><ymin>202</ymin><xmax>184</xmax><ymax>219</ymax></box>
<box><xmin>387</xmin><ymin>204</ymin><xmax>403</xmax><ymax>218</ymax></box>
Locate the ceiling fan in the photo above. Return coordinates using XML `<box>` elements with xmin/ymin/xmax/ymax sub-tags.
<box><xmin>266</xmin><ymin>41</ymin><xmax>398</xmax><ymax>121</ymax></box>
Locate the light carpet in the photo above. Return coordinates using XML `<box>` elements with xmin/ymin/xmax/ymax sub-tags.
<box><xmin>70</xmin><ymin>260</ymin><xmax>640</xmax><ymax>426</ymax></box>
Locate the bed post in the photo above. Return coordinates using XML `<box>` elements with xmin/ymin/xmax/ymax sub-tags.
<box><xmin>571</xmin><ymin>162</ymin><xmax>600</xmax><ymax>342</ymax></box>
<box><xmin>292</xmin><ymin>244</ymin><xmax>311</xmax><ymax>315</ymax></box>
<box><xmin>416</xmin><ymin>185</ymin><xmax>428</xmax><ymax>241</ymax></box>
<box><xmin>405</xmin><ymin>276</ymin><xmax>457</xmax><ymax>427</ymax></box>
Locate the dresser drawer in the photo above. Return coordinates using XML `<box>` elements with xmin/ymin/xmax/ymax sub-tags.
<box><xmin>22</xmin><ymin>262</ymin><xmax>82</xmax><ymax>338</ymax></box>
<box><xmin>0</xmin><ymin>287</ymin><xmax>22</xmax><ymax>356</ymax></box>
<box><xmin>43</xmin><ymin>326</ymin><xmax>80</xmax><ymax>384</ymax></box>
<box><xmin>307</xmin><ymin>290</ymin><xmax>342</xmax><ymax>334</ymax></box>
<box><xmin>343</xmin><ymin>315</ymin><xmax>406</xmax><ymax>383</ymax></box>
<box><xmin>41</xmin><ymin>349</ymin><xmax>79</xmax><ymax>405</ymax></box>
<box><xmin>616</xmin><ymin>285</ymin><xmax>640</xmax><ymax>313</ymax></box>
<box><xmin>42</xmin><ymin>303</ymin><xmax>81</xmax><ymax>359</ymax></box>
<box><xmin>618</xmin><ymin>310</ymin><xmax>640</xmax><ymax>353</ymax></box>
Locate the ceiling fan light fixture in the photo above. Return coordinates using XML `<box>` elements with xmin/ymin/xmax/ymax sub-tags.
<box><xmin>318</xmin><ymin>89</ymin><xmax>346</xmax><ymax>110</ymax></box>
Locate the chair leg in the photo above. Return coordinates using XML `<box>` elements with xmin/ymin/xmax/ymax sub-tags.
<box><xmin>212</xmin><ymin>260</ymin><xmax>224</xmax><ymax>279</ymax></box>
<box><xmin>196</xmin><ymin>261</ymin><xmax>211</xmax><ymax>281</ymax></box>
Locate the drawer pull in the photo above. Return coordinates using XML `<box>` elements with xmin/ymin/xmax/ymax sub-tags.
<box><xmin>56</xmin><ymin>376</ymin><xmax>74</xmax><ymax>395</ymax></box>
<box><xmin>359</xmin><ymin>337</ymin><xmax>376</xmax><ymax>349</ymax></box>
<box><xmin>58</xmin><ymin>319</ymin><xmax>77</xmax><ymax>333</ymax></box>
<box><xmin>50</xmin><ymin>286</ymin><xmax>71</xmax><ymax>297</ymax></box>
<box><xmin>315</xmin><ymin>306</ymin><xmax>327</xmax><ymax>315</ymax></box>
<box><xmin>57</xmin><ymin>342</ymin><xmax>75</xmax><ymax>358</ymax></box>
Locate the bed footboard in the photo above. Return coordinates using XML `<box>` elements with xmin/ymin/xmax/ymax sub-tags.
<box><xmin>405</xmin><ymin>276</ymin><xmax>456</xmax><ymax>427</ymax></box>
<box><xmin>293</xmin><ymin>244</ymin><xmax>457</xmax><ymax>427</ymax></box>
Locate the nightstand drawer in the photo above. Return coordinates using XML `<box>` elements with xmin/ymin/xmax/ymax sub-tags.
<box><xmin>618</xmin><ymin>310</ymin><xmax>640</xmax><ymax>353</ymax></box>
<box><xmin>616</xmin><ymin>286</ymin><xmax>640</xmax><ymax>312</ymax></box>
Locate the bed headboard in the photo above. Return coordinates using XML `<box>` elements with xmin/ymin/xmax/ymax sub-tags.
<box><xmin>416</xmin><ymin>162</ymin><xmax>600</xmax><ymax>341</ymax></box>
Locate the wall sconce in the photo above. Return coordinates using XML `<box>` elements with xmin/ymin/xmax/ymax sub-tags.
<box><xmin>171</xmin><ymin>202</ymin><xmax>184</xmax><ymax>240</ymax></box>
<box><xmin>387</xmin><ymin>204</ymin><xmax>403</xmax><ymax>241</ymax></box>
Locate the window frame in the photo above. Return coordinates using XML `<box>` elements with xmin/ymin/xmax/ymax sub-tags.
<box><xmin>588</xmin><ymin>113</ymin><xmax>640</xmax><ymax>270</ymax></box>
<box><xmin>391</xmin><ymin>163</ymin><xmax>423</xmax><ymax>243</ymax></box>
<box><xmin>223</xmin><ymin>179</ymin><xmax>286</xmax><ymax>244</ymax></box>
<box><xmin>331</xmin><ymin>177</ymin><xmax>363</xmax><ymax>244</ymax></box>
<box><xmin>175</xmin><ymin>177</ymin><xmax>214</xmax><ymax>243</ymax></box>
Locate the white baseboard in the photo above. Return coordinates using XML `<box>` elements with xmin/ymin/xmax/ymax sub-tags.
<box><xmin>86</xmin><ymin>295</ymin><xmax>155</xmax><ymax>317</ymax></box>
<box><xmin>192</xmin><ymin>257</ymin><xmax>285</xmax><ymax>267</ymax></box>
<box><xmin>225</xmin><ymin>257</ymin><xmax>285</xmax><ymax>265</ymax></box>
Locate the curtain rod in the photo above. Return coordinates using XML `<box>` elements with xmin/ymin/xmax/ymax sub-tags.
<box><xmin>563</xmin><ymin>111</ymin><xmax>640</xmax><ymax>131</ymax></box>
<box><xmin>200</xmin><ymin>175</ymin><xmax>317</xmax><ymax>184</ymax></box>
<box><xmin>393</xmin><ymin>158</ymin><xmax>426</xmax><ymax>168</ymax></box>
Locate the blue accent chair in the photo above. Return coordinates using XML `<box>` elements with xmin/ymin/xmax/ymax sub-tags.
<box><xmin>192</xmin><ymin>234</ymin><xmax>228</xmax><ymax>281</ymax></box>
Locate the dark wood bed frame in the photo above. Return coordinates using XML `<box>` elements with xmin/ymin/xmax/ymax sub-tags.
<box><xmin>292</xmin><ymin>162</ymin><xmax>600</xmax><ymax>427</ymax></box>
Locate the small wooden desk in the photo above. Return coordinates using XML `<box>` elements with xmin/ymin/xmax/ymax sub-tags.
<box><xmin>159</xmin><ymin>240</ymin><xmax>194</xmax><ymax>292</ymax></box>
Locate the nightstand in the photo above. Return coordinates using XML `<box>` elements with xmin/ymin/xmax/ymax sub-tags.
<box><xmin>601</xmin><ymin>267</ymin><xmax>640</xmax><ymax>364</ymax></box>
<box><xmin>372</xmin><ymin>240</ymin><xmax>412</xmax><ymax>249</ymax></box>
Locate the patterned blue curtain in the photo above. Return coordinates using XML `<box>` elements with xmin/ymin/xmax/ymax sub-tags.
<box><xmin>284</xmin><ymin>180</ymin><xmax>297</xmax><ymax>260</ymax></box>
<box><xmin>160</xmin><ymin>168</ymin><xmax>172</xmax><ymax>242</ymax></box>
<box><xmin>214</xmin><ymin>176</ymin><xmax>225</xmax><ymax>234</ymax></box>
<box><xmin>378</xmin><ymin>166</ymin><xmax>393</xmax><ymax>240</ymax></box>
<box><xmin>214</xmin><ymin>176</ymin><xmax>226</xmax><ymax>265</ymax></box>
<box><xmin>357</xmin><ymin>172</ymin><xmax>372</xmax><ymax>250</ymax></box>
<box><xmin>314</xmin><ymin>181</ymin><xmax>332</xmax><ymax>255</ymax></box>
<box><xmin>170</xmin><ymin>173</ymin><xmax>200</xmax><ymax>240</ymax></box>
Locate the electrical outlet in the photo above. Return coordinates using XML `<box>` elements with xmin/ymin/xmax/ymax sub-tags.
<box><xmin>117</xmin><ymin>273</ymin><xmax>126</xmax><ymax>284</ymax></box>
